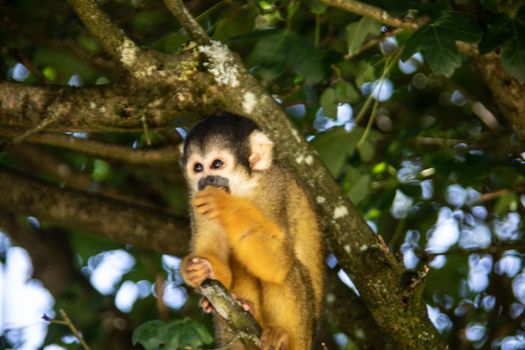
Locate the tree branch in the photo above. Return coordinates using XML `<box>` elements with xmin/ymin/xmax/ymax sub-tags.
<box><xmin>163</xmin><ymin>0</ymin><xmax>211</xmax><ymax>44</ymax></box>
<box><xmin>476</xmin><ymin>55</ymin><xmax>525</xmax><ymax>137</ymax></box>
<box><xmin>9</xmin><ymin>145</ymin><xmax>169</xmax><ymax>211</ymax></box>
<box><xmin>208</xmin><ymin>54</ymin><xmax>444</xmax><ymax>348</ymax></box>
<box><xmin>66</xmin><ymin>0</ymin><xmax>151</xmax><ymax>71</ymax></box>
<box><xmin>200</xmin><ymin>279</ymin><xmax>261</xmax><ymax>349</ymax></box>
<box><xmin>320</xmin><ymin>0</ymin><xmax>427</xmax><ymax>30</ymax></box>
<box><xmin>0</xmin><ymin>167</ymin><xmax>189</xmax><ymax>256</ymax></box>
<box><xmin>0</xmin><ymin>129</ymin><xmax>180</xmax><ymax>165</ymax></box>
<box><xmin>0</xmin><ymin>77</ymin><xmax>217</xmax><ymax>132</ymax></box>
<box><xmin>321</xmin><ymin>0</ymin><xmax>525</xmax><ymax>137</ymax></box>
<box><xmin>165</xmin><ymin>0</ymin><xmax>445</xmax><ymax>347</ymax></box>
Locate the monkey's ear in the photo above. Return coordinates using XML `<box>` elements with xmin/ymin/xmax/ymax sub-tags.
<box><xmin>248</xmin><ymin>130</ymin><xmax>273</xmax><ymax>171</ymax></box>
<box><xmin>178</xmin><ymin>142</ymin><xmax>184</xmax><ymax>156</ymax></box>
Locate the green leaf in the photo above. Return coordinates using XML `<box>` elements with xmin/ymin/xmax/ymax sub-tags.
<box><xmin>165</xmin><ymin>319</ymin><xmax>214</xmax><ymax>349</ymax></box>
<box><xmin>212</xmin><ymin>6</ymin><xmax>258</xmax><ymax>42</ymax></box>
<box><xmin>249</xmin><ymin>31</ymin><xmax>327</xmax><ymax>83</ymax></box>
<box><xmin>346</xmin><ymin>17</ymin><xmax>381</xmax><ymax>56</ymax></box>
<box><xmin>311</xmin><ymin>127</ymin><xmax>363</xmax><ymax>176</ymax></box>
<box><xmin>42</xmin><ymin>66</ymin><xmax>57</xmax><ymax>81</ymax></box>
<box><xmin>309</xmin><ymin>0</ymin><xmax>326</xmax><ymax>14</ymax></box>
<box><xmin>132</xmin><ymin>320</ymin><xmax>165</xmax><ymax>350</ymax></box>
<box><xmin>372</xmin><ymin>161</ymin><xmax>387</xmax><ymax>175</ymax></box>
<box><xmin>478</xmin><ymin>9</ymin><xmax>525</xmax><ymax>82</ymax></box>
<box><xmin>501</xmin><ymin>39</ymin><xmax>525</xmax><ymax>84</ymax></box>
<box><xmin>340</xmin><ymin>60</ymin><xmax>376</xmax><ymax>87</ymax></box>
<box><xmin>335</xmin><ymin>81</ymin><xmax>360</xmax><ymax>103</ymax></box>
<box><xmin>357</xmin><ymin>140</ymin><xmax>374</xmax><ymax>162</ymax></box>
<box><xmin>152</xmin><ymin>32</ymin><xmax>188</xmax><ymax>53</ymax></box>
<box><xmin>92</xmin><ymin>159</ymin><xmax>111</xmax><ymax>182</ymax></box>
<box><xmin>495</xmin><ymin>192</ymin><xmax>519</xmax><ymax>215</ymax></box>
<box><xmin>402</xmin><ymin>13</ymin><xmax>482</xmax><ymax>77</ymax></box>
<box><xmin>479</xmin><ymin>14</ymin><xmax>513</xmax><ymax>54</ymax></box>
<box><xmin>320</xmin><ymin>88</ymin><xmax>338</xmax><ymax>118</ymax></box>
<box><xmin>133</xmin><ymin>318</ymin><xmax>213</xmax><ymax>350</ymax></box>
<box><xmin>348</xmin><ymin>174</ymin><xmax>371</xmax><ymax>205</ymax></box>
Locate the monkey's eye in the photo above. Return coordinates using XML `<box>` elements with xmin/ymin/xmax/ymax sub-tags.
<box><xmin>211</xmin><ymin>159</ymin><xmax>224</xmax><ymax>169</ymax></box>
<box><xmin>193</xmin><ymin>163</ymin><xmax>203</xmax><ymax>173</ymax></box>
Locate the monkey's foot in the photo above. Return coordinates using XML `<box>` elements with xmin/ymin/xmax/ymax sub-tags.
<box><xmin>260</xmin><ymin>327</ymin><xmax>289</xmax><ymax>350</ymax></box>
<box><xmin>200</xmin><ymin>294</ymin><xmax>252</xmax><ymax>315</ymax></box>
<box><xmin>231</xmin><ymin>293</ymin><xmax>254</xmax><ymax>313</ymax></box>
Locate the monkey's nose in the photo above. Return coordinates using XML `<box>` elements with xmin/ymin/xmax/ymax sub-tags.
<box><xmin>198</xmin><ymin>176</ymin><xmax>230</xmax><ymax>192</ymax></box>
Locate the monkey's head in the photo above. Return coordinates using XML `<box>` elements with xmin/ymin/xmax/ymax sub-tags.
<box><xmin>180</xmin><ymin>113</ymin><xmax>274</xmax><ymax>197</ymax></box>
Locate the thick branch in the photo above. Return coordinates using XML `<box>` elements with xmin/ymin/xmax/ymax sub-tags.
<box><xmin>201</xmin><ymin>279</ymin><xmax>261</xmax><ymax>349</ymax></box>
<box><xmin>0</xmin><ymin>76</ymin><xmax>217</xmax><ymax>131</ymax></box>
<box><xmin>66</xmin><ymin>0</ymin><xmax>150</xmax><ymax>70</ymax></box>
<box><xmin>476</xmin><ymin>55</ymin><xmax>525</xmax><ymax>137</ymax></box>
<box><xmin>206</xmin><ymin>44</ymin><xmax>445</xmax><ymax>350</ymax></box>
<box><xmin>0</xmin><ymin>129</ymin><xmax>180</xmax><ymax>165</ymax></box>
<box><xmin>0</xmin><ymin>167</ymin><xmax>189</xmax><ymax>256</ymax></box>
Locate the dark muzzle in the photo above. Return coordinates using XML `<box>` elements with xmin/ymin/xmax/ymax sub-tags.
<box><xmin>198</xmin><ymin>176</ymin><xmax>230</xmax><ymax>193</ymax></box>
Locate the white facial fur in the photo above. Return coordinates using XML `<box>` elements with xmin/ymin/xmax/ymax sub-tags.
<box><xmin>183</xmin><ymin>130</ymin><xmax>274</xmax><ymax>198</ymax></box>
<box><xmin>184</xmin><ymin>148</ymin><xmax>257</xmax><ymax>197</ymax></box>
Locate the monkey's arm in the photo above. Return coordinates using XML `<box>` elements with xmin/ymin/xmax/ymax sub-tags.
<box><xmin>181</xmin><ymin>220</ymin><xmax>233</xmax><ymax>289</ymax></box>
<box><xmin>194</xmin><ymin>187</ymin><xmax>292</xmax><ymax>284</ymax></box>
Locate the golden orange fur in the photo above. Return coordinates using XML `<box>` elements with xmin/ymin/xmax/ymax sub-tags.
<box><xmin>180</xmin><ymin>114</ymin><xmax>324</xmax><ymax>350</ymax></box>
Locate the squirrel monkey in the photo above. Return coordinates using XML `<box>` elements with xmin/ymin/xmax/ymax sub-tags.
<box><xmin>179</xmin><ymin>113</ymin><xmax>324</xmax><ymax>350</ymax></box>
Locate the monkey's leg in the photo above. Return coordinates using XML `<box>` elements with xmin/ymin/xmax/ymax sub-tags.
<box><xmin>260</xmin><ymin>265</ymin><xmax>314</xmax><ymax>350</ymax></box>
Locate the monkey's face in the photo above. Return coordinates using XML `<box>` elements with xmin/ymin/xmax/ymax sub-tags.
<box><xmin>183</xmin><ymin>146</ymin><xmax>257</xmax><ymax>198</ymax></box>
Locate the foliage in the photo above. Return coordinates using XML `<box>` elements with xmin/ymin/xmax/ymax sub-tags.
<box><xmin>402</xmin><ymin>13</ymin><xmax>482</xmax><ymax>76</ymax></box>
<box><xmin>132</xmin><ymin>319</ymin><xmax>213</xmax><ymax>350</ymax></box>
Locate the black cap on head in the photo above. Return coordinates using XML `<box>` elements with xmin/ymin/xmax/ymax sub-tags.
<box><xmin>181</xmin><ymin>113</ymin><xmax>262</xmax><ymax>170</ymax></box>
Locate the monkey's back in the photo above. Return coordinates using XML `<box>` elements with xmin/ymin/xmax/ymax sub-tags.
<box><xmin>255</xmin><ymin>164</ymin><xmax>324</xmax><ymax>323</ymax></box>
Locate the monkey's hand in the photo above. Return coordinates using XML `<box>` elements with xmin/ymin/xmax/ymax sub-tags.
<box><xmin>261</xmin><ymin>327</ymin><xmax>289</xmax><ymax>350</ymax></box>
<box><xmin>193</xmin><ymin>186</ymin><xmax>259</xmax><ymax>238</ymax></box>
<box><xmin>180</xmin><ymin>256</ymin><xmax>215</xmax><ymax>288</ymax></box>
<box><xmin>193</xmin><ymin>186</ymin><xmax>231</xmax><ymax>220</ymax></box>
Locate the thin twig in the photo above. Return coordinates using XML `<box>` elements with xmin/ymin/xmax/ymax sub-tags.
<box><xmin>0</xmin><ymin>129</ymin><xmax>180</xmax><ymax>165</ymax></box>
<box><xmin>356</xmin><ymin>49</ymin><xmax>400</xmax><ymax>141</ymax></box>
<box><xmin>66</xmin><ymin>0</ymin><xmax>142</xmax><ymax>66</ymax></box>
<box><xmin>322</xmin><ymin>0</ymin><xmax>478</xmax><ymax>56</ymax></box>
<box><xmin>320</xmin><ymin>0</ymin><xmax>428</xmax><ymax>31</ymax></box>
<box><xmin>59</xmin><ymin>309</ymin><xmax>92</xmax><ymax>350</ymax></box>
<box><xmin>46</xmin><ymin>310</ymin><xmax>92</xmax><ymax>350</ymax></box>
<box><xmin>344</xmin><ymin>27</ymin><xmax>404</xmax><ymax>60</ymax></box>
<box><xmin>0</xmin><ymin>109</ymin><xmax>62</xmax><ymax>152</ymax></box>
<box><xmin>414</xmin><ymin>137</ymin><xmax>463</xmax><ymax>147</ymax></box>
<box><xmin>163</xmin><ymin>0</ymin><xmax>211</xmax><ymax>44</ymax></box>
<box><xmin>8</xmin><ymin>49</ymin><xmax>47</xmax><ymax>83</ymax></box>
